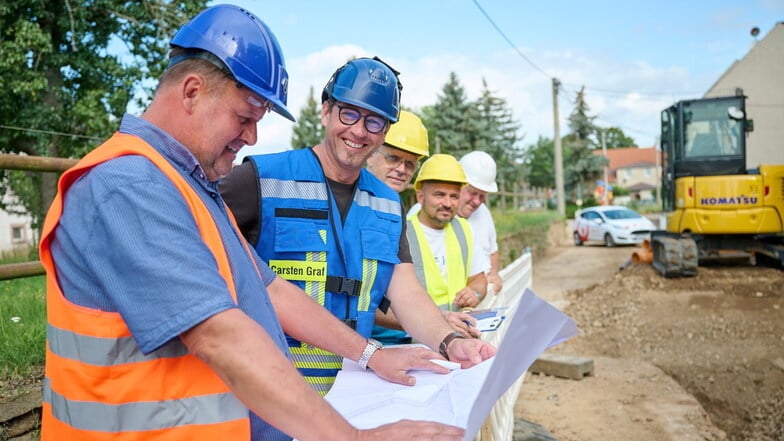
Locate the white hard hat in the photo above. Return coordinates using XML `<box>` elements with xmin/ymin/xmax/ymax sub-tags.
<box><xmin>459</xmin><ymin>151</ymin><xmax>498</xmax><ymax>193</ymax></box>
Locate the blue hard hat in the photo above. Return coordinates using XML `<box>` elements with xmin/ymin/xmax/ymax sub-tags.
<box><xmin>321</xmin><ymin>57</ymin><xmax>401</xmax><ymax>122</ymax></box>
<box><xmin>170</xmin><ymin>4</ymin><xmax>295</xmax><ymax>121</ymax></box>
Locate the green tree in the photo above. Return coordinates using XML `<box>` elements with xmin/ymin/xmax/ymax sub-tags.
<box><xmin>420</xmin><ymin>72</ymin><xmax>476</xmax><ymax>156</ymax></box>
<box><xmin>563</xmin><ymin>86</ymin><xmax>604</xmax><ymax>200</ymax></box>
<box><xmin>0</xmin><ymin>0</ymin><xmax>206</xmax><ymax>231</ymax></box>
<box><xmin>599</xmin><ymin>126</ymin><xmax>637</xmax><ymax>148</ymax></box>
<box><xmin>290</xmin><ymin>86</ymin><xmax>324</xmax><ymax>149</ymax></box>
<box><xmin>522</xmin><ymin>136</ymin><xmax>555</xmax><ymax>189</ymax></box>
<box><xmin>474</xmin><ymin>78</ymin><xmax>525</xmax><ymax>195</ymax></box>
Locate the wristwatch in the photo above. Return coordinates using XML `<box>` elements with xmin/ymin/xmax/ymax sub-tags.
<box><xmin>358</xmin><ymin>338</ymin><xmax>383</xmax><ymax>370</ymax></box>
<box><xmin>438</xmin><ymin>332</ymin><xmax>466</xmax><ymax>360</ymax></box>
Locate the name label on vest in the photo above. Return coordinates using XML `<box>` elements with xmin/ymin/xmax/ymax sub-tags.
<box><xmin>269</xmin><ymin>260</ymin><xmax>327</xmax><ymax>281</ymax></box>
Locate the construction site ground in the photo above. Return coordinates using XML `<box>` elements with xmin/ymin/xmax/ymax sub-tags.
<box><xmin>513</xmin><ymin>221</ymin><xmax>783</xmax><ymax>441</ymax></box>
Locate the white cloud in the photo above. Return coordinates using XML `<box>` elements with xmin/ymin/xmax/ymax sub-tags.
<box><xmin>241</xmin><ymin>41</ymin><xmax>721</xmax><ymax>162</ymax></box>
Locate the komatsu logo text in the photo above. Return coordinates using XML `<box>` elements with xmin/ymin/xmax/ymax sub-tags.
<box><xmin>700</xmin><ymin>195</ymin><xmax>757</xmax><ymax>206</ymax></box>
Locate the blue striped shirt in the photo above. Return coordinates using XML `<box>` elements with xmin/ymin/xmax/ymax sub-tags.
<box><xmin>50</xmin><ymin>113</ymin><xmax>292</xmax><ymax>441</ymax></box>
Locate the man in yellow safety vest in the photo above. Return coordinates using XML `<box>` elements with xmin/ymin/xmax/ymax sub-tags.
<box><xmin>373</xmin><ymin>154</ymin><xmax>489</xmax><ymax>344</ymax></box>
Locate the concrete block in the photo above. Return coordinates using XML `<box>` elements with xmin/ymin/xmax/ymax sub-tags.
<box><xmin>513</xmin><ymin>418</ymin><xmax>556</xmax><ymax>441</ymax></box>
<box><xmin>530</xmin><ymin>353</ymin><xmax>593</xmax><ymax>380</ymax></box>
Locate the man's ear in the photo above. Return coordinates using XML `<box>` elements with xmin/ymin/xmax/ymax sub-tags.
<box><xmin>416</xmin><ymin>189</ymin><xmax>424</xmax><ymax>204</ymax></box>
<box><xmin>181</xmin><ymin>74</ymin><xmax>205</xmax><ymax>114</ymax></box>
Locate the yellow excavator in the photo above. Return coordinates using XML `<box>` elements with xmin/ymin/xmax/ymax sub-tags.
<box><xmin>651</xmin><ymin>91</ymin><xmax>784</xmax><ymax>277</ymax></box>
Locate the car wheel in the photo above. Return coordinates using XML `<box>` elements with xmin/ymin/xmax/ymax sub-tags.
<box><xmin>604</xmin><ymin>233</ymin><xmax>615</xmax><ymax>248</ymax></box>
<box><xmin>573</xmin><ymin>232</ymin><xmax>584</xmax><ymax>246</ymax></box>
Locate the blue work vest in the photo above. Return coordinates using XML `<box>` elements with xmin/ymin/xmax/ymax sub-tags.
<box><xmin>249</xmin><ymin>149</ymin><xmax>402</xmax><ymax>393</ymax></box>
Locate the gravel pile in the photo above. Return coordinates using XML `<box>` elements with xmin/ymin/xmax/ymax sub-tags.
<box><xmin>562</xmin><ymin>263</ymin><xmax>784</xmax><ymax>441</ymax></box>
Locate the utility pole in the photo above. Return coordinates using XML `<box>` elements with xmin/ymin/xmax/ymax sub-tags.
<box><xmin>552</xmin><ymin>78</ymin><xmax>565</xmax><ymax>216</ymax></box>
<box><xmin>655</xmin><ymin>135</ymin><xmax>662</xmax><ymax>207</ymax></box>
<box><xmin>601</xmin><ymin>130</ymin><xmax>609</xmax><ymax>205</ymax></box>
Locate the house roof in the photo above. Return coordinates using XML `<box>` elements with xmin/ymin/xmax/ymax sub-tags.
<box><xmin>592</xmin><ymin>146</ymin><xmax>660</xmax><ymax>176</ymax></box>
<box><xmin>626</xmin><ymin>182</ymin><xmax>657</xmax><ymax>191</ymax></box>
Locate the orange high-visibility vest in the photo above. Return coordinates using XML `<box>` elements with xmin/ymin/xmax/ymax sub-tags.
<box><xmin>39</xmin><ymin>133</ymin><xmax>251</xmax><ymax>440</ymax></box>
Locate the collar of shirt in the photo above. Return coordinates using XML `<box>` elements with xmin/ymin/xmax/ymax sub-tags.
<box><xmin>118</xmin><ymin>114</ymin><xmax>218</xmax><ymax>192</ymax></box>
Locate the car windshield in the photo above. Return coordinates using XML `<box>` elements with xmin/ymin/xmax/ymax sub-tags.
<box><xmin>603</xmin><ymin>209</ymin><xmax>642</xmax><ymax>220</ymax></box>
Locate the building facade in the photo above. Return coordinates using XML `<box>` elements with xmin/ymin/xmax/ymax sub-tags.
<box><xmin>704</xmin><ymin>22</ymin><xmax>784</xmax><ymax>169</ymax></box>
<box><xmin>593</xmin><ymin>147</ymin><xmax>660</xmax><ymax>204</ymax></box>
<box><xmin>0</xmin><ymin>190</ymin><xmax>36</xmax><ymax>255</ymax></box>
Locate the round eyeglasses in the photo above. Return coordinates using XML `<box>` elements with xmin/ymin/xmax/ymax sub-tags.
<box><xmin>378</xmin><ymin>150</ymin><xmax>419</xmax><ymax>173</ymax></box>
<box><xmin>334</xmin><ymin>104</ymin><xmax>388</xmax><ymax>134</ymax></box>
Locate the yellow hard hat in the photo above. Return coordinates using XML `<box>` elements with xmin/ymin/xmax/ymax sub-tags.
<box><xmin>414</xmin><ymin>154</ymin><xmax>467</xmax><ymax>190</ymax></box>
<box><xmin>384</xmin><ymin>111</ymin><xmax>429</xmax><ymax>157</ymax></box>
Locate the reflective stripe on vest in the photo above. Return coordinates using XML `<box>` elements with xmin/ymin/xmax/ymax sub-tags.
<box><xmin>406</xmin><ymin>216</ymin><xmax>472</xmax><ymax>310</ymax></box>
<box><xmin>43</xmin><ymin>377</ymin><xmax>246</xmax><ymax>432</ymax></box>
<box><xmin>260</xmin><ymin>177</ymin><xmax>329</xmax><ymax>201</ymax></box>
<box><xmin>354</xmin><ymin>189</ymin><xmax>401</xmax><ymax>216</ymax></box>
<box><xmin>259</xmin><ymin>176</ymin><xmax>401</xmax><ymax>218</ymax></box>
<box><xmin>38</xmin><ymin>133</ymin><xmax>250</xmax><ymax>440</ymax></box>
<box><xmin>250</xmin><ymin>150</ymin><xmax>400</xmax><ymax>393</ymax></box>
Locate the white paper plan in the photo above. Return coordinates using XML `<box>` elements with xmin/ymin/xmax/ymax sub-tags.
<box><xmin>321</xmin><ymin>288</ymin><xmax>578</xmax><ymax>441</ymax></box>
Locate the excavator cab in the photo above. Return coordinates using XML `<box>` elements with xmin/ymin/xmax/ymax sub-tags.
<box><xmin>660</xmin><ymin>94</ymin><xmax>749</xmax><ymax>212</ymax></box>
<box><xmin>652</xmin><ymin>92</ymin><xmax>784</xmax><ymax>277</ymax></box>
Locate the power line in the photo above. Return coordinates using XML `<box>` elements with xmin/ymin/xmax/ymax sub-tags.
<box><xmin>0</xmin><ymin>124</ymin><xmax>104</xmax><ymax>141</ymax></box>
<box><xmin>566</xmin><ymin>83</ymin><xmax>702</xmax><ymax>99</ymax></box>
<box><xmin>471</xmin><ymin>1</ymin><xmax>703</xmax><ymax>100</ymax></box>
<box><xmin>595</xmin><ymin>117</ymin><xmax>656</xmax><ymax>139</ymax></box>
<box><xmin>556</xmin><ymin>87</ymin><xmax>657</xmax><ymax>141</ymax></box>
<box><xmin>471</xmin><ymin>0</ymin><xmax>551</xmax><ymax>79</ymax></box>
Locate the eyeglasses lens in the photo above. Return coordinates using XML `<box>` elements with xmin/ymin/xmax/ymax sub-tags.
<box><xmin>384</xmin><ymin>153</ymin><xmax>418</xmax><ymax>172</ymax></box>
<box><xmin>337</xmin><ymin>106</ymin><xmax>387</xmax><ymax>134</ymax></box>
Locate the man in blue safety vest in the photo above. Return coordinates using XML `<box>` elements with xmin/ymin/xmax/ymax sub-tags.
<box><xmin>220</xmin><ymin>57</ymin><xmax>495</xmax><ymax>393</ymax></box>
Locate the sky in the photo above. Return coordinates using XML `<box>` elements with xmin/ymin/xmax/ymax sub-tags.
<box><xmin>201</xmin><ymin>0</ymin><xmax>783</xmax><ymax>161</ymax></box>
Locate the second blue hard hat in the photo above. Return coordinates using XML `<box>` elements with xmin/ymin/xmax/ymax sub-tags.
<box><xmin>322</xmin><ymin>57</ymin><xmax>401</xmax><ymax>123</ymax></box>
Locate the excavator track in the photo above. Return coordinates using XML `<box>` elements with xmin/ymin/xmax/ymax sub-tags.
<box><xmin>651</xmin><ymin>234</ymin><xmax>698</xmax><ymax>278</ymax></box>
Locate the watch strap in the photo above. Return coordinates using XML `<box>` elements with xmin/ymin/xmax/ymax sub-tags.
<box><xmin>358</xmin><ymin>338</ymin><xmax>382</xmax><ymax>370</ymax></box>
<box><xmin>438</xmin><ymin>332</ymin><xmax>466</xmax><ymax>360</ymax></box>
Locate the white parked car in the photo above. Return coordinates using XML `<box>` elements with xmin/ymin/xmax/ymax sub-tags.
<box><xmin>573</xmin><ymin>205</ymin><xmax>656</xmax><ymax>247</ymax></box>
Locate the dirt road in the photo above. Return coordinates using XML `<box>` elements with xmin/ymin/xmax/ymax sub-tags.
<box><xmin>513</xmin><ymin>222</ymin><xmax>783</xmax><ymax>441</ymax></box>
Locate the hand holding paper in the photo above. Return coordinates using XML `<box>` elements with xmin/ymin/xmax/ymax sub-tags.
<box><xmin>323</xmin><ymin>288</ymin><xmax>578</xmax><ymax>441</ymax></box>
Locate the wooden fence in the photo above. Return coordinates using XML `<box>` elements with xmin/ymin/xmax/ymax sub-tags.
<box><xmin>0</xmin><ymin>153</ymin><xmax>77</xmax><ymax>281</ymax></box>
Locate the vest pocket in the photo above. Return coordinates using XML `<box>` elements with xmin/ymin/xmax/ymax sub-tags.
<box><xmin>273</xmin><ymin>217</ymin><xmax>329</xmax><ymax>253</ymax></box>
<box><xmin>360</xmin><ymin>228</ymin><xmax>400</xmax><ymax>264</ymax></box>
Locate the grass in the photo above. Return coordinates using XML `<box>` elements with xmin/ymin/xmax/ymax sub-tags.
<box><xmin>0</xmin><ymin>275</ymin><xmax>46</xmax><ymax>382</ymax></box>
<box><xmin>491</xmin><ymin>209</ymin><xmax>562</xmax><ymax>266</ymax></box>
